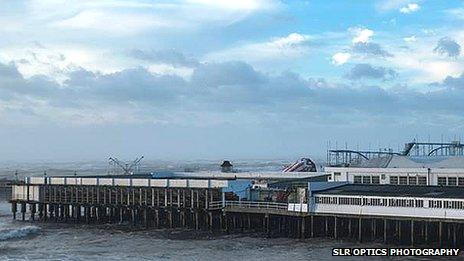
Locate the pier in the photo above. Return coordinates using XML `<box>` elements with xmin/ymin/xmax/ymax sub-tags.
<box><xmin>216</xmin><ymin>199</ymin><xmax>464</xmax><ymax>248</ymax></box>
<box><xmin>9</xmin><ymin>176</ymin><xmax>464</xmax><ymax>248</ymax></box>
<box><xmin>11</xmin><ymin>176</ymin><xmax>227</xmax><ymax>230</ymax></box>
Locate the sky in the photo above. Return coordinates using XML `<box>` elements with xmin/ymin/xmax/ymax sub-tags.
<box><xmin>1</xmin><ymin>0</ymin><xmax>464</xmax><ymax>162</ymax></box>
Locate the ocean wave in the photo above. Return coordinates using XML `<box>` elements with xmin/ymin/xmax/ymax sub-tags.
<box><xmin>0</xmin><ymin>226</ymin><xmax>40</xmax><ymax>241</ymax></box>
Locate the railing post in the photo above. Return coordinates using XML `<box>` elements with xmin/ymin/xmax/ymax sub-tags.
<box><xmin>222</xmin><ymin>191</ymin><xmax>225</xmax><ymax>208</ymax></box>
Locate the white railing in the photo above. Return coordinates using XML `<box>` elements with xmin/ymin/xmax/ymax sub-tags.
<box><xmin>224</xmin><ymin>201</ymin><xmax>288</xmax><ymax>211</ymax></box>
<box><xmin>313</xmin><ymin>194</ymin><xmax>464</xmax><ymax>220</ymax></box>
<box><xmin>209</xmin><ymin>201</ymin><xmax>223</xmax><ymax>210</ymax></box>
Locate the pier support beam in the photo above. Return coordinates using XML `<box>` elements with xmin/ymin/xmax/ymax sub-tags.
<box><xmin>30</xmin><ymin>203</ymin><xmax>36</xmax><ymax>221</ymax></box>
<box><xmin>310</xmin><ymin>215</ymin><xmax>314</xmax><ymax>238</ymax></box>
<box><xmin>348</xmin><ymin>218</ymin><xmax>352</xmax><ymax>239</ymax></box>
<box><xmin>38</xmin><ymin>203</ymin><xmax>44</xmax><ymax>221</ymax></box>
<box><xmin>11</xmin><ymin>202</ymin><xmax>17</xmax><ymax>220</ymax></box>
<box><xmin>21</xmin><ymin>203</ymin><xmax>26</xmax><ymax>221</ymax></box>
<box><xmin>372</xmin><ymin>219</ymin><xmax>376</xmax><ymax>240</ymax></box>
<box><xmin>358</xmin><ymin>218</ymin><xmax>362</xmax><ymax>242</ymax></box>
<box><xmin>334</xmin><ymin>217</ymin><xmax>338</xmax><ymax>239</ymax></box>
<box><xmin>411</xmin><ymin>220</ymin><xmax>414</xmax><ymax>246</ymax></box>
<box><xmin>439</xmin><ymin>221</ymin><xmax>443</xmax><ymax>247</ymax></box>
<box><xmin>424</xmin><ymin>221</ymin><xmax>428</xmax><ymax>244</ymax></box>
<box><xmin>154</xmin><ymin>209</ymin><xmax>159</xmax><ymax>228</ymax></box>
<box><xmin>383</xmin><ymin>219</ymin><xmax>387</xmax><ymax>244</ymax></box>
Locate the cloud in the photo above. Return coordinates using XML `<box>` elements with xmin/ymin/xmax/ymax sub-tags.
<box><xmin>345</xmin><ymin>63</ymin><xmax>397</xmax><ymax>80</ymax></box>
<box><xmin>3</xmin><ymin>57</ymin><xmax>464</xmax><ymax>134</ymax></box>
<box><xmin>332</xmin><ymin>52</ymin><xmax>351</xmax><ymax>65</ymax></box>
<box><xmin>445</xmin><ymin>8</ymin><xmax>464</xmax><ymax>20</ymax></box>
<box><xmin>352</xmin><ymin>42</ymin><xmax>393</xmax><ymax>57</ymax></box>
<box><xmin>434</xmin><ymin>37</ymin><xmax>461</xmax><ymax>58</ymax></box>
<box><xmin>403</xmin><ymin>36</ymin><xmax>417</xmax><ymax>42</ymax></box>
<box><xmin>130</xmin><ymin>49</ymin><xmax>199</xmax><ymax>67</ymax></box>
<box><xmin>271</xmin><ymin>33</ymin><xmax>310</xmax><ymax>48</ymax></box>
<box><xmin>191</xmin><ymin>61</ymin><xmax>266</xmax><ymax>87</ymax></box>
<box><xmin>350</xmin><ymin>28</ymin><xmax>374</xmax><ymax>43</ymax></box>
<box><xmin>52</xmin><ymin>10</ymin><xmax>177</xmax><ymax>34</ymax></box>
<box><xmin>388</xmin><ymin>37</ymin><xmax>464</xmax><ymax>83</ymax></box>
<box><xmin>436</xmin><ymin>73</ymin><xmax>464</xmax><ymax>90</ymax></box>
<box><xmin>186</xmin><ymin>0</ymin><xmax>279</xmax><ymax>11</ymax></box>
<box><xmin>399</xmin><ymin>3</ymin><xmax>420</xmax><ymax>14</ymax></box>
<box><xmin>206</xmin><ymin>33</ymin><xmax>312</xmax><ymax>63</ymax></box>
<box><xmin>17</xmin><ymin>0</ymin><xmax>282</xmax><ymax>37</ymax></box>
<box><xmin>376</xmin><ymin>0</ymin><xmax>416</xmax><ymax>11</ymax></box>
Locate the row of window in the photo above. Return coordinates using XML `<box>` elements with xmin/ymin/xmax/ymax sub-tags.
<box><xmin>352</xmin><ymin>175</ymin><xmax>428</xmax><ymax>185</ymax></box>
<box><xmin>389</xmin><ymin>176</ymin><xmax>427</xmax><ymax>186</ymax></box>
<box><xmin>353</xmin><ymin>175</ymin><xmax>380</xmax><ymax>184</ymax></box>
<box><xmin>352</xmin><ymin>174</ymin><xmax>464</xmax><ymax>187</ymax></box>
<box><xmin>315</xmin><ymin>196</ymin><xmax>422</xmax><ymax>207</ymax></box>
<box><xmin>437</xmin><ymin>177</ymin><xmax>464</xmax><ymax>186</ymax></box>
<box><xmin>315</xmin><ymin>196</ymin><xmax>464</xmax><ymax>210</ymax></box>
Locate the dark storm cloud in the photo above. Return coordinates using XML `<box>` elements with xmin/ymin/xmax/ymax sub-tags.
<box><xmin>129</xmin><ymin>49</ymin><xmax>199</xmax><ymax>67</ymax></box>
<box><xmin>82</xmin><ymin>68</ymin><xmax>188</xmax><ymax>103</ymax></box>
<box><xmin>191</xmin><ymin>61</ymin><xmax>267</xmax><ymax>87</ymax></box>
<box><xmin>345</xmin><ymin>63</ymin><xmax>397</xmax><ymax>80</ymax></box>
<box><xmin>2</xmin><ymin>59</ymin><xmax>464</xmax><ymax>125</ymax></box>
<box><xmin>434</xmin><ymin>37</ymin><xmax>461</xmax><ymax>58</ymax></box>
<box><xmin>352</xmin><ymin>42</ymin><xmax>393</xmax><ymax>57</ymax></box>
<box><xmin>0</xmin><ymin>63</ymin><xmax>61</xmax><ymax>98</ymax></box>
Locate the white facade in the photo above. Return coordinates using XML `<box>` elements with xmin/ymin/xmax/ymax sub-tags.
<box><xmin>23</xmin><ymin>177</ymin><xmax>228</xmax><ymax>189</ymax></box>
<box><xmin>325</xmin><ymin>167</ymin><xmax>464</xmax><ymax>186</ymax></box>
<box><xmin>312</xmin><ymin>193</ymin><xmax>464</xmax><ymax>220</ymax></box>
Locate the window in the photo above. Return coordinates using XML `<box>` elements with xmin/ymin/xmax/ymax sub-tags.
<box><xmin>389</xmin><ymin>176</ymin><xmax>398</xmax><ymax>185</ymax></box>
<box><xmin>354</xmin><ymin>176</ymin><xmax>362</xmax><ymax>184</ymax></box>
<box><xmin>399</xmin><ymin>176</ymin><xmax>408</xmax><ymax>185</ymax></box>
<box><xmin>438</xmin><ymin>177</ymin><xmax>447</xmax><ymax>186</ymax></box>
<box><xmin>362</xmin><ymin>176</ymin><xmax>371</xmax><ymax>184</ymax></box>
<box><xmin>371</xmin><ymin>176</ymin><xmax>380</xmax><ymax>184</ymax></box>
<box><xmin>408</xmin><ymin>176</ymin><xmax>417</xmax><ymax>185</ymax></box>
<box><xmin>418</xmin><ymin>176</ymin><xmax>427</xmax><ymax>185</ymax></box>
<box><xmin>448</xmin><ymin>177</ymin><xmax>457</xmax><ymax>186</ymax></box>
<box><xmin>459</xmin><ymin>177</ymin><xmax>464</xmax><ymax>187</ymax></box>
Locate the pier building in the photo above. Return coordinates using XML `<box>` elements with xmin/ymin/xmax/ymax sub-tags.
<box><xmin>326</xmin><ymin>166</ymin><xmax>464</xmax><ymax>186</ymax></box>
<box><xmin>326</xmin><ymin>140</ymin><xmax>464</xmax><ymax>186</ymax></box>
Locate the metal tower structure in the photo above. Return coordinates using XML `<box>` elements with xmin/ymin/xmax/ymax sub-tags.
<box><xmin>108</xmin><ymin>156</ymin><xmax>144</xmax><ymax>175</ymax></box>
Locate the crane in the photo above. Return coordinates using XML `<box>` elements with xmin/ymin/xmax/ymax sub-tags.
<box><xmin>108</xmin><ymin>156</ymin><xmax>144</xmax><ymax>175</ymax></box>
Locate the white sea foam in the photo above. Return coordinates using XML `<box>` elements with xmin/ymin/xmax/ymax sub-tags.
<box><xmin>0</xmin><ymin>226</ymin><xmax>40</xmax><ymax>241</ymax></box>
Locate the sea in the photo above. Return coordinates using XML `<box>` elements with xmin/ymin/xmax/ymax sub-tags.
<box><xmin>0</xmin><ymin>160</ymin><xmax>441</xmax><ymax>260</ymax></box>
